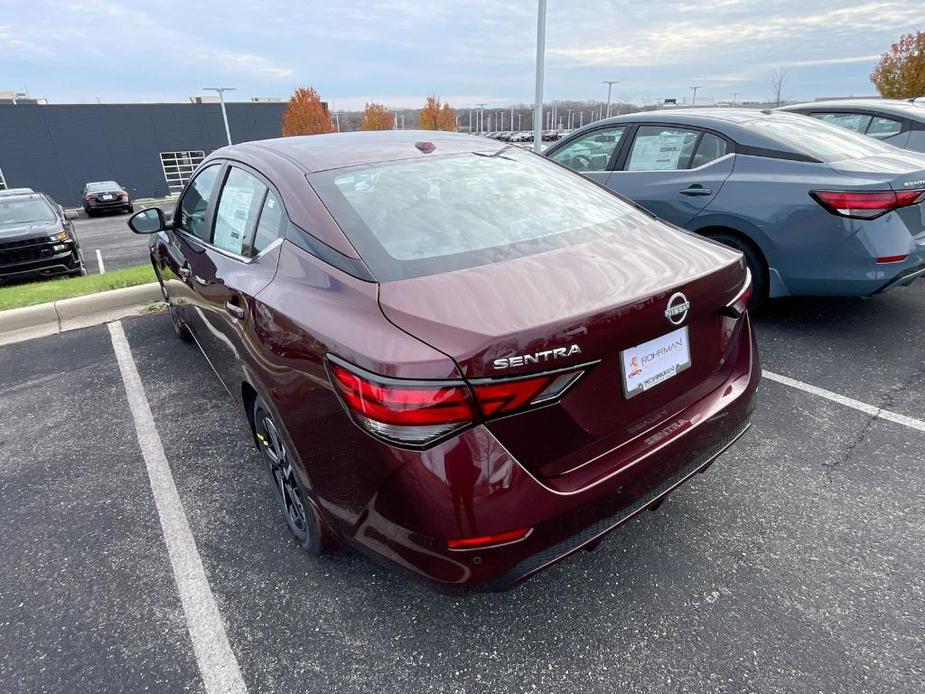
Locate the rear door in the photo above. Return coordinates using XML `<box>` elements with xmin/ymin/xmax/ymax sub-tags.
<box><xmin>187</xmin><ymin>163</ymin><xmax>286</xmax><ymax>390</ymax></box>
<box><xmin>546</xmin><ymin>125</ymin><xmax>629</xmax><ymax>186</ymax></box>
<box><xmin>605</xmin><ymin>125</ymin><xmax>735</xmax><ymax>226</ymax></box>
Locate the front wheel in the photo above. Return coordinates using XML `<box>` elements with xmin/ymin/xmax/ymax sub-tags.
<box><xmin>253</xmin><ymin>398</ymin><xmax>323</xmax><ymax>555</ymax></box>
<box><xmin>708</xmin><ymin>232</ymin><xmax>768</xmax><ymax>307</ymax></box>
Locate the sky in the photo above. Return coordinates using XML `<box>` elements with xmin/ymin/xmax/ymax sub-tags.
<box><xmin>1</xmin><ymin>0</ymin><xmax>923</xmax><ymax>108</ymax></box>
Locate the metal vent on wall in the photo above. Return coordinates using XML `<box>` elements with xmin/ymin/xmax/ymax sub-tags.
<box><xmin>159</xmin><ymin>151</ymin><xmax>205</xmax><ymax>194</ymax></box>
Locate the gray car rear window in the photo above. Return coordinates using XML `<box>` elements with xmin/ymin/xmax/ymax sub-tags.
<box><xmin>309</xmin><ymin>148</ymin><xmax>645</xmax><ymax>281</ymax></box>
<box><xmin>750</xmin><ymin>117</ymin><xmax>896</xmax><ymax>162</ymax></box>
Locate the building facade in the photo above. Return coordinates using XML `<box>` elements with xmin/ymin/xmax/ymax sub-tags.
<box><xmin>0</xmin><ymin>102</ymin><xmax>286</xmax><ymax>204</ymax></box>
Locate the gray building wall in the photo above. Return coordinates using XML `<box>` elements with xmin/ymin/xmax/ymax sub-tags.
<box><xmin>0</xmin><ymin>102</ymin><xmax>286</xmax><ymax>204</ymax></box>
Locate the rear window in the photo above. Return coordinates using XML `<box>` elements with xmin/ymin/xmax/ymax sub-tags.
<box><xmin>0</xmin><ymin>198</ymin><xmax>57</xmax><ymax>225</ymax></box>
<box><xmin>86</xmin><ymin>181</ymin><xmax>121</xmax><ymax>192</ymax></box>
<box><xmin>310</xmin><ymin>148</ymin><xmax>644</xmax><ymax>281</ymax></box>
<box><xmin>750</xmin><ymin>116</ymin><xmax>895</xmax><ymax>162</ymax></box>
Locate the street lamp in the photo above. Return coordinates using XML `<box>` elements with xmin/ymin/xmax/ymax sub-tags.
<box><xmin>730</xmin><ymin>91</ymin><xmax>740</xmax><ymax>107</ymax></box>
<box><xmin>203</xmin><ymin>87</ymin><xmax>236</xmax><ymax>146</ymax></box>
<box><xmin>602</xmin><ymin>80</ymin><xmax>619</xmax><ymax>118</ymax></box>
<box><xmin>533</xmin><ymin>0</ymin><xmax>546</xmax><ymax>153</ymax></box>
<box><xmin>689</xmin><ymin>85</ymin><xmax>701</xmax><ymax>106</ymax></box>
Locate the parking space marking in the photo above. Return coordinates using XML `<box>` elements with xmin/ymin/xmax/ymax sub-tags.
<box><xmin>107</xmin><ymin>321</ymin><xmax>248</xmax><ymax>694</ymax></box>
<box><xmin>764</xmin><ymin>370</ymin><xmax>925</xmax><ymax>433</ymax></box>
<box><xmin>95</xmin><ymin>248</ymin><xmax>105</xmax><ymax>274</ymax></box>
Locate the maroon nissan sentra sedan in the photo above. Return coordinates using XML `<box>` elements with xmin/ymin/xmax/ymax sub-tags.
<box><xmin>127</xmin><ymin>130</ymin><xmax>760</xmax><ymax>591</ymax></box>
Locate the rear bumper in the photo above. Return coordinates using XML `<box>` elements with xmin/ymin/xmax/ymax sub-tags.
<box><xmin>85</xmin><ymin>198</ymin><xmax>131</xmax><ymax>211</ymax></box>
<box><xmin>342</xmin><ymin>317</ymin><xmax>761</xmax><ymax>591</ymax></box>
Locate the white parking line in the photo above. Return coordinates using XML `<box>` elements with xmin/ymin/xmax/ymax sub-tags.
<box><xmin>107</xmin><ymin>321</ymin><xmax>247</xmax><ymax>694</ymax></box>
<box><xmin>764</xmin><ymin>370</ymin><xmax>925</xmax><ymax>433</ymax></box>
<box><xmin>95</xmin><ymin>249</ymin><xmax>105</xmax><ymax>274</ymax></box>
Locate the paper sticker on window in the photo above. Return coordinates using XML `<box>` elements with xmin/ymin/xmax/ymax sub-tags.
<box><xmin>627</xmin><ymin>129</ymin><xmax>697</xmax><ymax>171</ymax></box>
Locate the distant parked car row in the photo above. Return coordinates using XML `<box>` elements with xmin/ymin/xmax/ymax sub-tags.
<box><xmin>474</xmin><ymin>130</ymin><xmax>567</xmax><ymax>143</ymax></box>
<box><xmin>547</xmin><ymin>106</ymin><xmax>925</xmax><ymax>302</ymax></box>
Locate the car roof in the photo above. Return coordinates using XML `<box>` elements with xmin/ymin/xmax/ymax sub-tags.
<box><xmin>0</xmin><ymin>187</ymin><xmax>35</xmax><ymax>197</ymax></box>
<box><xmin>219</xmin><ymin>130</ymin><xmax>506</xmax><ymax>174</ymax></box>
<box><xmin>779</xmin><ymin>98</ymin><xmax>925</xmax><ymax>120</ymax></box>
<box><xmin>0</xmin><ymin>192</ymin><xmax>52</xmax><ymax>204</ymax></box>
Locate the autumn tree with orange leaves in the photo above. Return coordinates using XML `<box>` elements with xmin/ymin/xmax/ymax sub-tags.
<box><xmin>871</xmin><ymin>32</ymin><xmax>925</xmax><ymax>99</ymax></box>
<box><xmin>418</xmin><ymin>95</ymin><xmax>456</xmax><ymax>131</ymax></box>
<box><xmin>358</xmin><ymin>102</ymin><xmax>394</xmax><ymax>130</ymax></box>
<box><xmin>281</xmin><ymin>87</ymin><xmax>335</xmax><ymax>136</ymax></box>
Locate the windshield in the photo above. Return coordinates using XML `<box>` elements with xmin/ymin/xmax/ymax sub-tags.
<box><xmin>310</xmin><ymin>148</ymin><xmax>645</xmax><ymax>281</ymax></box>
<box><xmin>86</xmin><ymin>181</ymin><xmax>121</xmax><ymax>192</ymax></box>
<box><xmin>751</xmin><ymin>116</ymin><xmax>896</xmax><ymax>162</ymax></box>
<box><xmin>0</xmin><ymin>198</ymin><xmax>58</xmax><ymax>226</ymax></box>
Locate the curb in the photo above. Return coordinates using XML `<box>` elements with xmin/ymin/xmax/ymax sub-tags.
<box><xmin>0</xmin><ymin>282</ymin><xmax>162</xmax><ymax>346</ymax></box>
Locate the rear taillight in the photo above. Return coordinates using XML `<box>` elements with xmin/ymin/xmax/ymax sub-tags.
<box><xmin>447</xmin><ymin>527</ymin><xmax>532</xmax><ymax>550</ymax></box>
<box><xmin>722</xmin><ymin>269</ymin><xmax>752</xmax><ymax>317</ymax></box>
<box><xmin>811</xmin><ymin>189</ymin><xmax>925</xmax><ymax>220</ymax></box>
<box><xmin>328</xmin><ymin>358</ymin><xmax>586</xmax><ymax>447</ymax></box>
<box><xmin>119</xmin><ymin>190</ymin><xmax>128</xmax><ymax>198</ymax></box>
<box><xmin>83</xmin><ymin>193</ymin><xmax>94</xmax><ymax>200</ymax></box>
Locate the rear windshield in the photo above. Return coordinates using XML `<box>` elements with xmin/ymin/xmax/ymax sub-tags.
<box><xmin>0</xmin><ymin>198</ymin><xmax>57</xmax><ymax>225</ymax></box>
<box><xmin>309</xmin><ymin>148</ymin><xmax>644</xmax><ymax>281</ymax></box>
<box><xmin>86</xmin><ymin>181</ymin><xmax>121</xmax><ymax>192</ymax></box>
<box><xmin>751</xmin><ymin>116</ymin><xmax>896</xmax><ymax>162</ymax></box>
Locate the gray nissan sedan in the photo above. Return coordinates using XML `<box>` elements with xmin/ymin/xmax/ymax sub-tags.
<box><xmin>546</xmin><ymin>109</ymin><xmax>925</xmax><ymax>303</ymax></box>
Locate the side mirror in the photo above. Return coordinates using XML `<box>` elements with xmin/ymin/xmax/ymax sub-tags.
<box><xmin>64</xmin><ymin>210</ymin><xmax>79</xmax><ymax>221</ymax></box>
<box><xmin>128</xmin><ymin>207</ymin><xmax>167</xmax><ymax>234</ymax></box>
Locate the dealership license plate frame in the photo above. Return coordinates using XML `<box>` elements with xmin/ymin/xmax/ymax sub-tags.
<box><xmin>619</xmin><ymin>326</ymin><xmax>692</xmax><ymax>399</ymax></box>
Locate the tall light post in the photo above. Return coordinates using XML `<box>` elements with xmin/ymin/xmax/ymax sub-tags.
<box><xmin>203</xmin><ymin>87</ymin><xmax>236</xmax><ymax>145</ymax></box>
<box><xmin>730</xmin><ymin>91</ymin><xmax>740</xmax><ymax>107</ymax></box>
<box><xmin>602</xmin><ymin>80</ymin><xmax>619</xmax><ymax>118</ymax></box>
<box><xmin>690</xmin><ymin>85</ymin><xmax>701</xmax><ymax>106</ymax></box>
<box><xmin>476</xmin><ymin>103</ymin><xmax>488</xmax><ymax>132</ymax></box>
<box><xmin>533</xmin><ymin>0</ymin><xmax>546</xmax><ymax>153</ymax></box>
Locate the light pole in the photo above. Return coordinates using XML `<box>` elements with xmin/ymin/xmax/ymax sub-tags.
<box><xmin>533</xmin><ymin>0</ymin><xmax>546</xmax><ymax>153</ymax></box>
<box><xmin>730</xmin><ymin>91</ymin><xmax>740</xmax><ymax>107</ymax></box>
<box><xmin>476</xmin><ymin>103</ymin><xmax>488</xmax><ymax>132</ymax></box>
<box><xmin>602</xmin><ymin>80</ymin><xmax>619</xmax><ymax>118</ymax></box>
<box><xmin>690</xmin><ymin>85</ymin><xmax>701</xmax><ymax>106</ymax></box>
<box><xmin>203</xmin><ymin>87</ymin><xmax>236</xmax><ymax>145</ymax></box>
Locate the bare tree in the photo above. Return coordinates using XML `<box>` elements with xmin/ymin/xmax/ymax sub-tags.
<box><xmin>770</xmin><ymin>66</ymin><xmax>791</xmax><ymax>107</ymax></box>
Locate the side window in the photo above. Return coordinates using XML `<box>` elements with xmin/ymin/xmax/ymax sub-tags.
<box><xmin>812</xmin><ymin>112</ymin><xmax>872</xmax><ymax>133</ymax></box>
<box><xmin>177</xmin><ymin>164</ymin><xmax>221</xmax><ymax>241</ymax></box>
<box><xmin>625</xmin><ymin>127</ymin><xmax>699</xmax><ymax>171</ymax></box>
<box><xmin>866</xmin><ymin>116</ymin><xmax>903</xmax><ymax>139</ymax></box>
<box><xmin>253</xmin><ymin>190</ymin><xmax>285</xmax><ymax>254</ymax></box>
<box><xmin>690</xmin><ymin>133</ymin><xmax>729</xmax><ymax>168</ymax></box>
<box><xmin>212</xmin><ymin>167</ymin><xmax>267</xmax><ymax>255</ymax></box>
<box><xmin>549</xmin><ymin>127</ymin><xmax>626</xmax><ymax>172</ymax></box>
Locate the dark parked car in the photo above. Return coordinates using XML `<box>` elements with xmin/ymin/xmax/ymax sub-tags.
<box><xmin>546</xmin><ymin>110</ymin><xmax>925</xmax><ymax>302</ymax></box>
<box><xmin>128</xmin><ymin>131</ymin><xmax>759</xmax><ymax>590</ymax></box>
<box><xmin>82</xmin><ymin>180</ymin><xmax>133</xmax><ymax>216</ymax></box>
<box><xmin>778</xmin><ymin>99</ymin><xmax>925</xmax><ymax>153</ymax></box>
<box><xmin>0</xmin><ymin>192</ymin><xmax>85</xmax><ymax>282</ymax></box>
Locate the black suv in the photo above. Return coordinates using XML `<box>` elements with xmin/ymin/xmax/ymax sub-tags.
<box><xmin>0</xmin><ymin>192</ymin><xmax>86</xmax><ymax>282</ymax></box>
<box><xmin>82</xmin><ymin>180</ymin><xmax>133</xmax><ymax>216</ymax></box>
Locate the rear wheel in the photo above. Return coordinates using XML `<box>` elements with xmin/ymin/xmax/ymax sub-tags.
<box><xmin>253</xmin><ymin>398</ymin><xmax>323</xmax><ymax>555</ymax></box>
<box><xmin>707</xmin><ymin>232</ymin><xmax>768</xmax><ymax>306</ymax></box>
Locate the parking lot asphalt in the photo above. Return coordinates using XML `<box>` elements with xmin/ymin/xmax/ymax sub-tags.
<box><xmin>1</xmin><ymin>284</ymin><xmax>923</xmax><ymax>693</ymax></box>
<box><xmin>72</xmin><ymin>202</ymin><xmax>175</xmax><ymax>274</ymax></box>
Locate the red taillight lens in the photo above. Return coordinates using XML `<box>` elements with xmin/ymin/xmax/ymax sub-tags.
<box><xmin>722</xmin><ymin>269</ymin><xmax>753</xmax><ymax>317</ymax></box>
<box><xmin>83</xmin><ymin>193</ymin><xmax>94</xmax><ymax>200</ymax></box>
<box><xmin>328</xmin><ymin>358</ymin><xmax>587</xmax><ymax>447</ymax></box>
<box><xmin>811</xmin><ymin>189</ymin><xmax>925</xmax><ymax>219</ymax></box>
<box><xmin>471</xmin><ymin>370</ymin><xmax>582</xmax><ymax>417</ymax></box>
<box><xmin>447</xmin><ymin>527</ymin><xmax>532</xmax><ymax>550</ymax></box>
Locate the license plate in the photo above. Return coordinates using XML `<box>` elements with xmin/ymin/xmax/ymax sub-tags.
<box><xmin>101</xmin><ymin>194</ymin><xmax>114</xmax><ymax>200</ymax></box>
<box><xmin>620</xmin><ymin>327</ymin><xmax>692</xmax><ymax>399</ymax></box>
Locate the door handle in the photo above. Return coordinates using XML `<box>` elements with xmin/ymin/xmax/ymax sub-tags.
<box><xmin>225</xmin><ymin>298</ymin><xmax>246</xmax><ymax>320</ymax></box>
<box><xmin>680</xmin><ymin>186</ymin><xmax>713</xmax><ymax>196</ymax></box>
<box><xmin>193</xmin><ymin>274</ymin><xmax>208</xmax><ymax>287</ymax></box>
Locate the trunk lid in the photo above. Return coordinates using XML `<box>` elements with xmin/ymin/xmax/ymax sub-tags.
<box><xmin>378</xmin><ymin>218</ymin><xmax>747</xmax><ymax>481</ymax></box>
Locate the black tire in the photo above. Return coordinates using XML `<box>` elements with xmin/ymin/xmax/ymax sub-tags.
<box><xmin>252</xmin><ymin>398</ymin><xmax>323</xmax><ymax>555</ymax></box>
<box><xmin>708</xmin><ymin>232</ymin><xmax>768</xmax><ymax>306</ymax></box>
<box><xmin>159</xmin><ymin>280</ymin><xmax>193</xmax><ymax>342</ymax></box>
<box><xmin>126</xmin><ymin>205</ymin><xmax>134</xmax><ymax>214</ymax></box>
